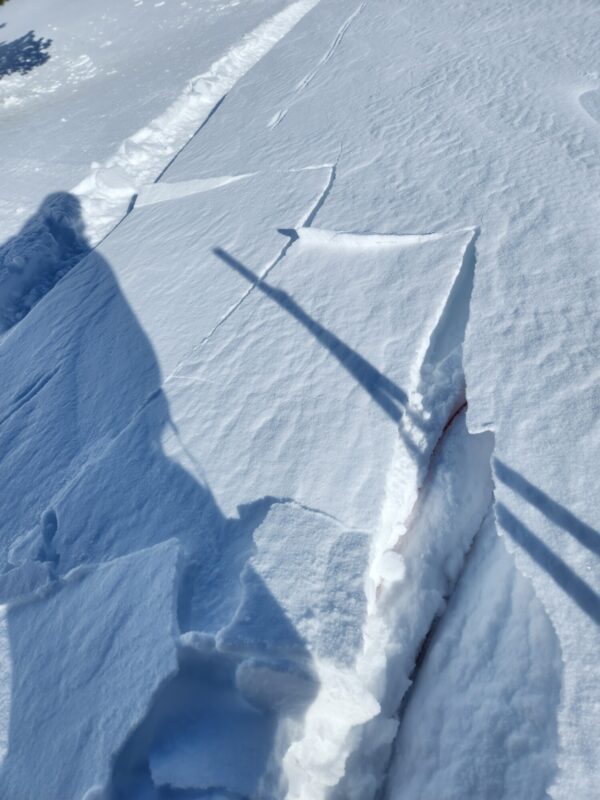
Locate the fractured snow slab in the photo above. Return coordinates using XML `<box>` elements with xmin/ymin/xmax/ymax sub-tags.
<box><xmin>0</xmin><ymin>167</ymin><xmax>331</xmax><ymax>576</ymax></box>
<box><xmin>167</xmin><ymin>227</ymin><xmax>475</xmax><ymax>532</ymax></box>
<box><xmin>147</xmin><ymin>502</ymin><xmax>368</xmax><ymax>797</ymax></box>
<box><xmin>98</xmin><ymin>166</ymin><xmax>334</xmax><ymax>378</ymax></box>
<box><xmin>0</xmin><ymin>540</ymin><xmax>180</xmax><ymax>800</ymax></box>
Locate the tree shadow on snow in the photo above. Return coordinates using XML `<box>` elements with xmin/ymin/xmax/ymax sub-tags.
<box><xmin>0</xmin><ymin>30</ymin><xmax>51</xmax><ymax>80</ymax></box>
<box><xmin>0</xmin><ymin>194</ymin><xmax>318</xmax><ymax>799</ymax></box>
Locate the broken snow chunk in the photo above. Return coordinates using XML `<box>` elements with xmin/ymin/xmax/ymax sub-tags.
<box><xmin>236</xmin><ymin>656</ymin><xmax>317</xmax><ymax>713</ymax></box>
<box><xmin>178</xmin><ymin>629</ymin><xmax>216</xmax><ymax>654</ymax></box>
<box><xmin>217</xmin><ymin>503</ymin><xmax>369</xmax><ymax>666</ymax></box>
<box><xmin>0</xmin><ymin>539</ymin><xmax>181</xmax><ymax>800</ymax></box>
<box><xmin>376</xmin><ymin>550</ymin><xmax>406</xmax><ymax>583</ymax></box>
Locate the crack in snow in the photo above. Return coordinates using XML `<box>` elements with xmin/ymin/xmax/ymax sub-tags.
<box><xmin>164</xmin><ymin>163</ymin><xmax>337</xmax><ymax>384</ymax></box>
<box><xmin>268</xmin><ymin>2</ymin><xmax>366</xmax><ymax>130</ymax></box>
<box><xmin>73</xmin><ymin>0</ymin><xmax>324</xmax><ymax>246</ymax></box>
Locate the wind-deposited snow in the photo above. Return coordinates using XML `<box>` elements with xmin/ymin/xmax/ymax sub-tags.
<box><xmin>0</xmin><ymin>0</ymin><xmax>598</xmax><ymax>797</ymax></box>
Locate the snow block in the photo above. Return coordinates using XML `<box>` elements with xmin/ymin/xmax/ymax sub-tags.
<box><xmin>0</xmin><ymin>539</ymin><xmax>180</xmax><ymax>800</ymax></box>
<box><xmin>218</xmin><ymin>502</ymin><xmax>369</xmax><ymax>666</ymax></box>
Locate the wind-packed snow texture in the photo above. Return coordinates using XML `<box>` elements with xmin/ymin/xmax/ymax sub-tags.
<box><xmin>0</xmin><ymin>0</ymin><xmax>598</xmax><ymax>798</ymax></box>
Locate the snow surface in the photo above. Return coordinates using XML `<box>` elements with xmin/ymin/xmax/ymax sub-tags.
<box><xmin>0</xmin><ymin>0</ymin><xmax>599</xmax><ymax>797</ymax></box>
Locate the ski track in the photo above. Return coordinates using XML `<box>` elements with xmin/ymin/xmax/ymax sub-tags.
<box><xmin>72</xmin><ymin>0</ymin><xmax>323</xmax><ymax>246</ymax></box>
<box><xmin>0</xmin><ymin>367</ymin><xmax>60</xmax><ymax>429</ymax></box>
<box><xmin>0</xmin><ymin>0</ymin><xmax>323</xmax><ymax>342</ymax></box>
<box><xmin>268</xmin><ymin>2</ymin><xmax>366</xmax><ymax>129</ymax></box>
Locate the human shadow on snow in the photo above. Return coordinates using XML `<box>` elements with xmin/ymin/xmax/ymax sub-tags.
<box><xmin>0</xmin><ymin>194</ymin><xmax>318</xmax><ymax>799</ymax></box>
<box><xmin>0</xmin><ymin>192</ymin><xmax>89</xmax><ymax>333</ymax></box>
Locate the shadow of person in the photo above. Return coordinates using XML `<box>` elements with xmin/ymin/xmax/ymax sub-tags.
<box><xmin>0</xmin><ymin>192</ymin><xmax>89</xmax><ymax>333</ymax></box>
<box><xmin>0</xmin><ymin>30</ymin><xmax>51</xmax><ymax>79</ymax></box>
<box><xmin>0</xmin><ymin>193</ymin><xmax>318</xmax><ymax>799</ymax></box>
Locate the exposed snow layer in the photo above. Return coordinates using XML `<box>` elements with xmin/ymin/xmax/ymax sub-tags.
<box><xmin>385</xmin><ymin>513</ymin><xmax>563</xmax><ymax>800</ymax></box>
<box><xmin>1</xmin><ymin>0</ymin><xmax>599</xmax><ymax>797</ymax></box>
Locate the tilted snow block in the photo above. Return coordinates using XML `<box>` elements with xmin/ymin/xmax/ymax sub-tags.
<box><xmin>147</xmin><ymin>503</ymin><xmax>368</xmax><ymax>797</ymax></box>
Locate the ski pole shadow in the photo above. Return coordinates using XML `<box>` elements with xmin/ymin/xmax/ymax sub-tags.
<box><xmin>495</xmin><ymin>459</ymin><xmax>600</xmax><ymax>557</ymax></box>
<box><xmin>213</xmin><ymin>245</ymin><xmax>411</xmax><ymax>424</ymax></box>
<box><xmin>494</xmin><ymin>459</ymin><xmax>600</xmax><ymax>625</ymax></box>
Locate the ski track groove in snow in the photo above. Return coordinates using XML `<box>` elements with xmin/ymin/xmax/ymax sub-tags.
<box><xmin>275</xmin><ymin>230</ymin><xmax>494</xmax><ymax>799</ymax></box>
<box><xmin>72</xmin><ymin>0</ymin><xmax>323</xmax><ymax>246</ymax></box>
<box><xmin>0</xmin><ymin>367</ymin><xmax>60</xmax><ymax>428</ymax></box>
<box><xmin>268</xmin><ymin>2</ymin><xmax>366</xmax><ymax>129</ymax></box>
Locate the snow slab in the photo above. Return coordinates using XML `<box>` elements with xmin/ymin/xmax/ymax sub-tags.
<box><xmin>97</xmin><ymin>166</ymin><xmax>334</xmax><ymax>378</ymax></box>
<box><xmin>0</xmin><ymin>167</ymin><xmax>330</xmax><ymax>578</ymax></box>
<box><xmin>0</xmin><ymin>539</ymin><xmax>180</xmax><ymax>800</ymax></box>
<box><xmin>218</xmin><ymin>502</ymin><xmax>368</xmax><ymax>666</ymax></box>
<box><xmin>167</xmin><ymin>226</ymin><xmax>475</xmax><ymax>532</ymax></box>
